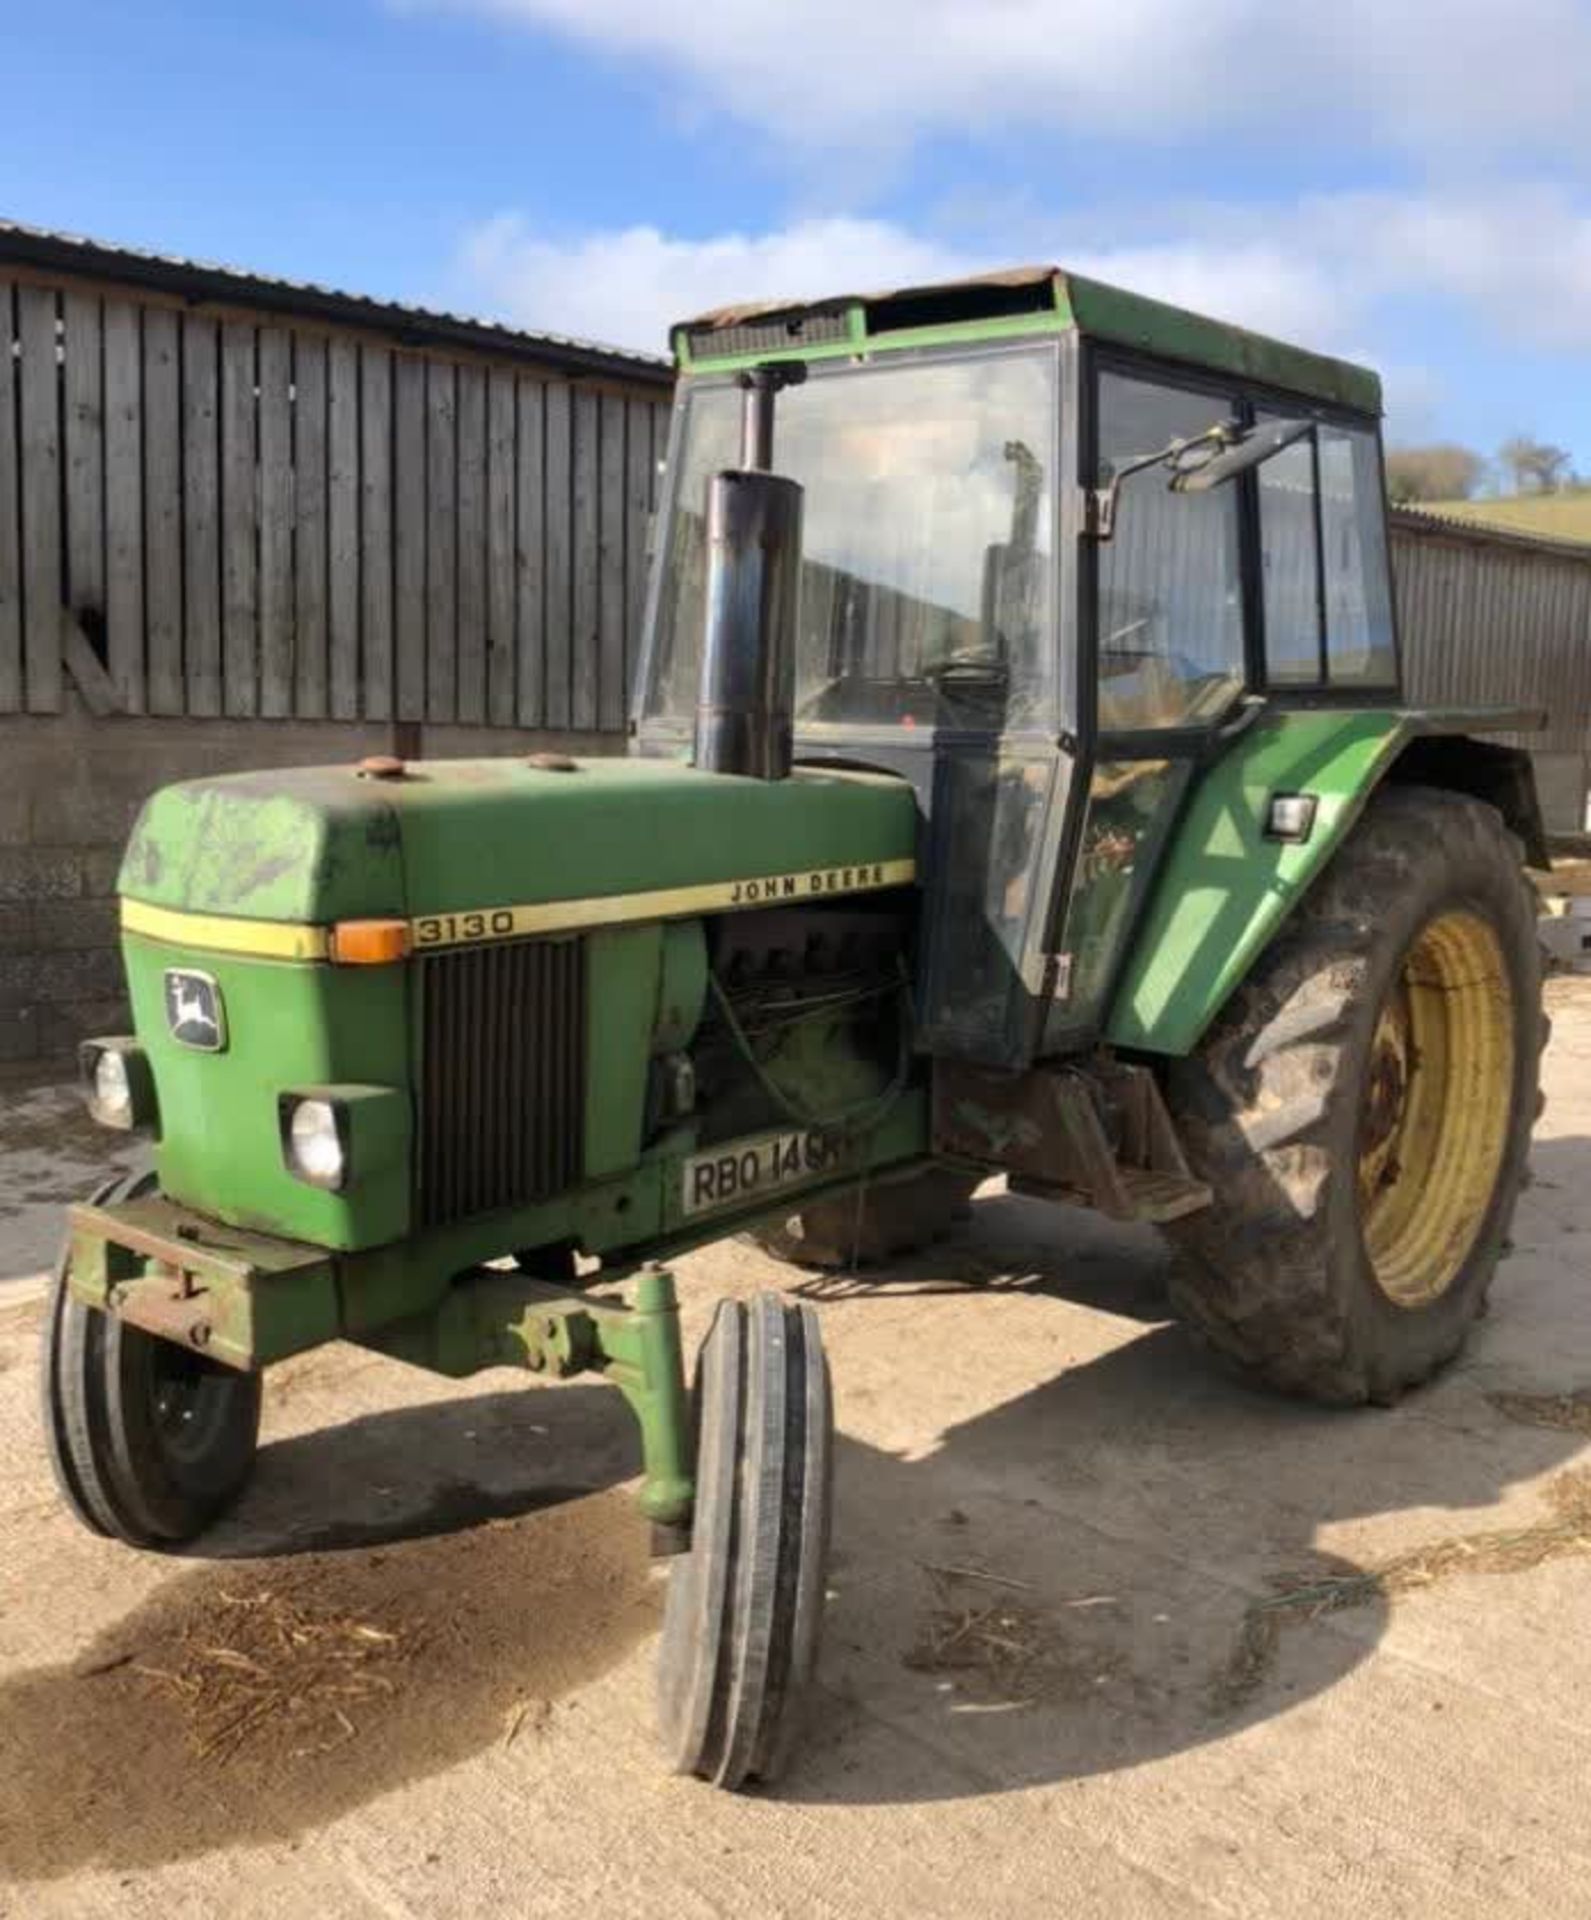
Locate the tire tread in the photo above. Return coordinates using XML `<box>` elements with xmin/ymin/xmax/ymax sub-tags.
<box><xmin>1165</xmin><ymin>786</ymin><xmax>1545</xmax><ymax>1405</ymax></box>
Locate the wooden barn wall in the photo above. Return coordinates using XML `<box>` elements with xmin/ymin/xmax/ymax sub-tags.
<box><xmin>0</xmin><ymin>272</ymin><xmax>670</xmax><ymax>731</ymax></box>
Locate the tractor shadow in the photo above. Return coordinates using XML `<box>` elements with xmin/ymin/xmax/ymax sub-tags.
<box><xmin>779</xmin><ymin>1139</ymin><xmax>1591</xmax><ymax>1806</ymax></box>
<box><xmin>0</xmin><ymin>1378</ymin><xmax>657</xmax><ymax>1883</ymax></box>
<box><xmin>787</xmin><ymin>1180</ymin><xmax>1174</xmax><ymax>1320</ymax></box>
<box><xmin>211</xmin><ymin>1372</ymin><xmax>643</xmax><ymax>1558</ymax></box>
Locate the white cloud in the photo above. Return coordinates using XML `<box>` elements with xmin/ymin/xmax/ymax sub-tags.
<box><xmin>1368</xmin><ymin>360</ymin><xmax>1448</xmax><ymax>448</ymax></box>
<box><xmin>1064</xmin><ymin>242</ymin><xmax>1340</xmax><ymax>351</ymax></box>
<box><xmin>428</xmin><ymin>0</ymin><xmax>1591</xmax><ymax>162</ymax></box>
<box><xmin>1330</xmin><ymin>187</ymin><xmax>1591</xmax><ymax>352</ymax></box>
<box><xmin>460</xmin><ymin>215</ymin><xmax>975</xmax><ymax>353</ymax></box>
<box><xmin>460</xmin><ymin>216</ymin><xmax>1347</xmax><ymax>363</ymax></box>
<box><xmin>458</xmin><ymin>184</ymin><xmax>1591</xmax><ymax>435</ymax></box>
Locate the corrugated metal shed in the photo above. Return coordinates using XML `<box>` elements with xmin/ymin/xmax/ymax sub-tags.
<box><xmin>1391</xmin><ymin>502</ymin><xmax>1591</xmax><ymax>562</ymax></box>
<box><xmin>1390</xmin><ymin>506</ymin><xmax>1591</xmax><ymax>831</ymax></box>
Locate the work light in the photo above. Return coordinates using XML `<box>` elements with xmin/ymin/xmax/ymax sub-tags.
<box><xmin>1266</xmin><ymin>792</ymin><xmax>1319</xmax><ymax>843</ymax></box>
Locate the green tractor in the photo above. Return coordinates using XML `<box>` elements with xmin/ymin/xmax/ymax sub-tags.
<box><xmin>51</xmin><ymin>266</ymin><xmax>1547</xmax><ymax>1788</ymax></box>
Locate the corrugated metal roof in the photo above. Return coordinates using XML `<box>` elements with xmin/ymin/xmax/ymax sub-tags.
<box><xmin>0</xmin><ymin>217</ymin><xmax>672</xmax><ymax>387</ymax></box>
<box><xmin>1391</xmin><ymin>503</ymin><xmax>1591</xmax><ymax>564</ymax></box>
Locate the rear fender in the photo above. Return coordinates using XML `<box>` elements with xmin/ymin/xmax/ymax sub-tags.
<box><xmin>1383</xmin><ymin>733</ymin><xmax>1549</xmax><ymax>870</ymax></box>
<box><xmin>1105</xmin><ymin>706</ymin><xmax>1546</xmax><ymax>1057</ymax></box>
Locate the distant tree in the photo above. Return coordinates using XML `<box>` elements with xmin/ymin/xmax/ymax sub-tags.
<box><xmin>1499</xmin><ymin>434</ymin><xmax>1573</xmax><ymax>494</ymax></box>
<box><xmin>1384</xmin><ymin>443</ymin><xmax>1487</xmax><ymax>503</ymax></box>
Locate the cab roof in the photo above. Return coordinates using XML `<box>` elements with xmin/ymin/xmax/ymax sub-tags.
<box><xmin>672</xmin><ymin>263</ymin><xmax>1381</xmax><ymax>417</ymax></box>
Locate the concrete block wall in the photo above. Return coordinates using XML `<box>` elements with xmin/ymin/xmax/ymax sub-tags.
<box><xmin>0</xmin><ymin>709</ymin><xmax>612</xmax><ymax>1067</ymax></box>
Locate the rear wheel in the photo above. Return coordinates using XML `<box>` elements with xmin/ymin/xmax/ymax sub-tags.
<box><xmin>656</xmin><ymin>1294</ymin><xmax>832</xmax><ymax>1789</ymax></box>
<box><xmin>1162</xmin><ymin>786</ymin><xmax>1544</xmax><ymax>1405</ymax></box>
<box><xmin>745</xmin><ymin>1165</ymin><xmax>978</xmax><ymax>1270</ymax></box>
<box><xmin>41</xmin><ymin>1174</ymin><xmax>262</xmax><ymax>1547</ymax></box>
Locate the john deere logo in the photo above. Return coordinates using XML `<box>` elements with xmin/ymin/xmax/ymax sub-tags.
<box><xmin>163</xmin><ymin>969</ymin><xmax>226</xmax><ymax>1052</ymax></box>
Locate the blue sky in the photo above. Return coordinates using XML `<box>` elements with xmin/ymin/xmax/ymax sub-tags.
<box><xmin>7</xmin><ymin>0</ymin><xmax>1591</xmax><ymax>476</ymax></box>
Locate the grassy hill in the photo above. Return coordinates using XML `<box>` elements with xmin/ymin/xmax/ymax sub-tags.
<box><xmin>1418</xmin><ymin>489</ymin><xmax>1591</xmax><ymax>545</ymax></box>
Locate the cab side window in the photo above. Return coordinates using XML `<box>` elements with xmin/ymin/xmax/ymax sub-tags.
<box><xmin>1256</xmin><ymin>428</ymin><xmax>1321</xmax><ymax>683</ymax></box>
<box><xmin>1096</xmin><ymin>372</ymin><xmax>1246</xmax><ymax>730</ymax></box>
<box><xmin>1320</xmin><ymin>423</ymin><xmax>1396</xmax><ymax>685</ymax></box>
<box><xmin>1256</xmin><ymin>414</ymin><xmax>1397</xmax><ymax>688</ymax></box>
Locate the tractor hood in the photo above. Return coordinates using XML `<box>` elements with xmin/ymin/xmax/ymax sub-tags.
<box><xmin>118</xmin><ymin>755</ymin><xmax>918</xmax><ymax>945</ymax></box>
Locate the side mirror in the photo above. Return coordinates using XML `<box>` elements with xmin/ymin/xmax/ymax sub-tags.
<box><xmin>1171</xmin><ymin>417</ymin><xmax>1313</xmax><ymax>493</ymax></box>
<box><xmin>1087</xmin><ymin>416</ymin><xmax>1314</xmax><ymax>539</ymax></box>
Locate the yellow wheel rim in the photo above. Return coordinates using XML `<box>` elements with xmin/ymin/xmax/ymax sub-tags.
<box><xmin>1357</xmin><ymin>909</ymin><xmax>1515</xmax><ymax>1309</ymax></box>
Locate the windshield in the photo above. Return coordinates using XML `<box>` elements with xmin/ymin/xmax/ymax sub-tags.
<box><xmin>643</xmin><ymin>347</ymin><xmax>1059</xmax><ymax>734</ymax></box>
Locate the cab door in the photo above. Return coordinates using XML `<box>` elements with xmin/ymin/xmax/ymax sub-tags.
<box><xmin>1039</xmin><ymin>360</ymin><xmax>1252</xmax><ymax>1053</ymax></box>
<box><xmin>910</xmin><ymin>343</ymin><xmax>1079</xmax><ymax>1070</ymax></box>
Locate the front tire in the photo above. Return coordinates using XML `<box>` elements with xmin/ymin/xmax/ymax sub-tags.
<box><xmin>656</xmin><ymin>1294</ymin><xmax>832</xmax><ymax>1789</ymax></box>
<box><xmin>41</xmin><ymin>1174</ymin><xmax>262</xmax><ymax>1547</ymax></box>
<box><xmin>1162</xmin><ymin>786</ymin><xmax>1545</xmax><ymax>1405</ymax></box>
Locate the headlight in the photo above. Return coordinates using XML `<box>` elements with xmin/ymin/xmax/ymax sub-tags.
<box><xmin>276</xmin><ymin>1085</ymin><xmax>408</xmax><ymax>1198</ymax></box>
<box><xmin>94</xmin><ymin>1050</ymin><xmax>133</xmax><ymax>1127</ymax></box>
<box><xmin>80</xmin><ymin>1039</ymin><xmax>158</xmax><ymax>1133</ymax></box>
<box><xmin>283</xmin><ymin>1098</ymin><xmax>347</xmax><ymax>1190</ymax></box>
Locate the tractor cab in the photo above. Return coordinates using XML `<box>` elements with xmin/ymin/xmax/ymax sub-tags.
<box><xmin>636</xmin><ymin>267</ymin><xmax>1399</xmax><ymax>1069</ymax></box>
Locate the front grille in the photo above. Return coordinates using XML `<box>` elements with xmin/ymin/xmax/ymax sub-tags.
<box><xmin>416</xmin><ymin>936</ymin><xmax>585</xmax><ymax>1228</ymax></box>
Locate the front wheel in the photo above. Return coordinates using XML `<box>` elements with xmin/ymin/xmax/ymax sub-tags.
<box><xmin>656</xmin><ymin>1294</ymin><xmax>832</xmax><ymax>1789</ymax></box>
<box><xmin>40</xmin><ymin>1175</ymin><xmax>262</xmax><ymax>1547</ymax></box>
<box><xmin>1162</xmin><ymin>786</ymin><xmax>1545</xmax><ymax>1405</ymax></box>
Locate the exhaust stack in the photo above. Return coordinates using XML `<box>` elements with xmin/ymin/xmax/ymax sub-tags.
<box><xmin>694</xmin><ymin>365</ymin><xmax>805</xmax><ymax>781</ymax></box>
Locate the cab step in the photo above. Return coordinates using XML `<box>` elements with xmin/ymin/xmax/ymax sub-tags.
<box><xmin>1009</xmin><ymin>1165</ymin><xmax>1212</xmax><ymax>1225</ymax></box>
<box><xmin>933</xmin><ymin>1056</ymin><xmax>1212</xmax><ymax>1227</ymax></box>
<box><xmin>1116</xmin><ymin>1166</ymin><xmax>1213</xmax><ymax>1223</ymax></box>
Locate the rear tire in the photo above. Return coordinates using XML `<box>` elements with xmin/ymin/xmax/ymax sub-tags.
<box><xmin>656</xmin><ymin>1294</ymin><xmax>832</xmax><ymax>1789</ymax></box>
<box><xmin>1162</xmin><ymin>786</ymin><xmax>1544</xmax><ymax>1405</ymax></box>
<box><xmin>40</xmin><ymin>1174</ymin><xmax>262</xmax><ymax>1547</ymax></box>
<box><xmin>745</xmin><ymin>1165</ymin><xmax>978</xmax><ymax>1270</ymax></box>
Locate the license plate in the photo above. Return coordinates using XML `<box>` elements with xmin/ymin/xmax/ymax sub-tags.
<box><xmin>681</xmin><ymin>1128</ymin><xmax>843</xmax><ymax>1218</ymax></box>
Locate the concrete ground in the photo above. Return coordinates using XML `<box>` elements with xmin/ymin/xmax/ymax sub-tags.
<box><xmin>3</xmin><ymin>986</ymin><xmax>1591</xmax><ymax>1918</ymax></box>
<box><xmin>0</xmin><ymin>1073</ymin><xmax>148</xmax><ymax>1283</ymax></box>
